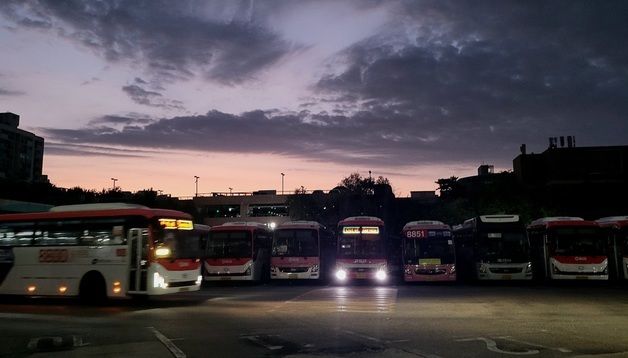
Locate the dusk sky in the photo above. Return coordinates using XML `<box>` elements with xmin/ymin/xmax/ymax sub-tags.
<box><xmin>1</xmin><ymin>1</ymin><xmax>627</xmax><ymax>197</ymax></box>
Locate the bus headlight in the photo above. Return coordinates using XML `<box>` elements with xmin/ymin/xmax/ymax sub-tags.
<box><xmin>311</xmin><ymin>265</ymin><xmax>319</xmax><ymax>273</ymax></box>
<box><xmin>153</xmin><ymin>272</ymin><xmax>168</xmax><ymax>289</ymax></box>
<box><xmin>525</xmin><ymin>263</ymin><xmax>533</xmax><ymax>274</ymax></box>
<box><xmin>375</xmin><ymin>269</ymin><xmax>387</xmax><ymax>281</ymax></box>
<box><xmin>552</xmin><ymin>263</ymin><xmax>560</xmax><ymax>274</ymax></box>
<box><xmin>270</xmin><ymin>266</ymin><xmax>277</xmax><ymax>273</ymax></box>
<box><xmin>450</xmin><ymin>265</ymin><xmax>456</xmax><ymax>274</ymax></box>
<box><xmin>155</xmin><ymin>247</ymin><xmax>171</xmax><ymax>258</ymax></box>
<box><xmin>335</xmin><ymin>269</ymin><xmax>347</xmax><ymax>281</ymax></box>
<box><xmin>196</xmin><ymin>275</ymin><xmax>202</xmax><ymax>285</ymax></box>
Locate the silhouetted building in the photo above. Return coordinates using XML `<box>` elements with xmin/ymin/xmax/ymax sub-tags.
<box><xmin>0</xmin><ymin>112</ymin><xmax>45</xmax><ymax>182</ymax></box>
<box><xmin>513</xmin><ymin>142</ymin><xmax>628</xmax><ymax>186</ymax></box>
<box><xmin>410</xmin><ymin>191</ymin><xmax>437</xmax><ymax>202</ymax></box>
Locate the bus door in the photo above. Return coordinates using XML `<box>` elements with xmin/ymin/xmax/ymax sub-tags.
<box><xmin>128</xmin><ymin>228</ymin><xmax>149</xmax><ymax>293</ymax></box>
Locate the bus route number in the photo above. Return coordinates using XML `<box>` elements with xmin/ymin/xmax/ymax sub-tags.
<box><xmin>39</xmin><ymin>249</ymin><xmax>69</xmax><ymax>263</ymax></box>
<box><xmin>406</xmin><ymin>230</ymin><xmax>427</xmax><ymax>239</ymax></box>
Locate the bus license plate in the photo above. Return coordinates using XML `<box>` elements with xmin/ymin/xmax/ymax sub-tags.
<box><xmin>179</xmin><ymin>287</ymin><xmax>189</xmax><ymax>292</ymax></box>
<box><xmin>220</xmin><ymin>277</ymin><xmax>232</xmax><ymax>281</ymax></box>
<box><xmin>288</xmin><ymin>273</ymin><xmax>297</xmax><ymax>278</ymax></box>
<box><xmin>501</xmin><ymin>275</ymin><xmax>512</xmax><ymax>280</ymax></box>
<box><xmin>576</xmin><ymin>276</ymin><xmax>588</xmax><ymax>280</ymax></box>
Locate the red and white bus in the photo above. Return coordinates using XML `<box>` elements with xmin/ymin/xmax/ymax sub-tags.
<box><xmin>271</xmin><ymin>221</ymin><xmax>332</xmax><ymax>280</ymax></box>
<box><xmin>528</xmin><ymin>217</ymin><xmax>608</xmax><ymax>280</ymax></box>
<box><xmin>203</xmin><ymin>222</ymin><xmax>272</xmax><ymax>281</ymax></box>
<box><xmin>334</xmin><ymin>216</ymin><xmax>388</xmax><ymax>283</ymax></box>
<box><xmin>402</xmin><ymin>221</ymin><xmax>456</xmax><ymax>282</ymax></box>
<box><xmin>596</xmin><ymin>216</ymin><xmax>628</xmax><ymax>280</ymax></box>
<box><xmin>0</xmin><ymin>203</ymin><xmax>203</xmax><ymax>301</ymax></box>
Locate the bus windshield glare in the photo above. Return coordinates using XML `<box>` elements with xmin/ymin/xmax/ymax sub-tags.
<box><xmin>550</xmin><ymin>228</ymin><xmax>606</xmax><ymax>256</ymax></box>
<box><xmin>152</xmin><ymin>226</ymin><xmax>201</xmax><ymax>259</ymax></box>
<box><xmin>273</xmin><ymin>229</ymin><xmax>318</xmax><ymax>257</ymax></box>
<box><xmin>206</xmin><ymin>231</ymin><xmax>252</xmax><ymax>258</ymax></box>
<box><xmin>477</xmin><ymin>232</ymin><xmax>529</xmax><ymax>262</ymax></box>
<box><xmin>404</xmin><ymin>236</ymin><xmax>455</xmax><ymax>264</ymax></box>
<box><xmin>338</xmin><ymin>227</ymin><xmax>384</xmax><ymax>259</ymax></box>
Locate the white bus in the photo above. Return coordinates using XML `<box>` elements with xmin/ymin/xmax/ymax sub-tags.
<box><xmin>202</xmin><ymin>222</ymin><xmax>272</xmax><ymax>281</ymax></box>
<box><xmin>0</xmin><ymin>203</ymin><xmax>204</xmax><ymax>301</ymax></box>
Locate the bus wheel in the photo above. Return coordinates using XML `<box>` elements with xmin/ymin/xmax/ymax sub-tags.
<box><xmin>79</xmin><ymin>271</ymin><xmax>107</xmax><ymax>304</ymax></box>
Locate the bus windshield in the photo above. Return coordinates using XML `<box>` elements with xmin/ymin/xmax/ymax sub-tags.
<box><xmin>338</xmin><ymin>230</ymin><xmax>384</xmax><ymax>259</ymax></box>
<box><xmin>477</xmin><ymin>231</ymin><xmax>529</xmax><ymax>263</ymax></box>
<box><xmin>550</xmin><ymin>228</ymin><xmax>606</xmax><ymax>256</ymax></box>
<box><xmin>404</xmin><ymin>238</ymin><xmax>455</xmax><ymax>264</ymax></box>
<box><xmin>153</xmin><ymin>227</ymin><xmax>201</xmax><ymax>259</ymax></box>
<box><xmin>206</xmin><ymin>231</ymin><xmax>252</xmax><ymax>258</ymax></box>
<box><xmin>273</xmin><ymin>229</ymin><xmax>319</xmax><ymax>257</ymax></box>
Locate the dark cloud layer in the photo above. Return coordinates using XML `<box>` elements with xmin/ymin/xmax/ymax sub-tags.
<box><xmin>316</xmin><ymin>1</ymin><xmax>628</xmax><ymax>156</ymax></box>
<box><xmin>0</xmin><ymin>0</ymin><xmax>294</xmax><ymax>84</ymax></box>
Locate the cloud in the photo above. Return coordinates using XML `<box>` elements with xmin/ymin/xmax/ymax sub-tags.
<box><xmin>88</xmin><ymin>114</ymin><xmax>154</xmax><ymax>126</ymax></box>
<box><xmin>121</xmin><ymin>78</ymin><xmax>185</xmax><ymax>110</ymax></box>
<box><xmin>0</xmin><ymin>0</ymin><xmax>295</xmax><ymax>84</ymax></box>
<box><xmin>44</xmin><ymin>142</ymin><xmax>158</xmax><ymax>158</ymax></box>
<box><xmin>0</xmin><ymin>87</ymin><xmax>25</xmax><ymax>96</ymax></box>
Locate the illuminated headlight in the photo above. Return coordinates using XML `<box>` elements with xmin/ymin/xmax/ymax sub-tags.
<box><xmin>196</xmin><ymin>275</ymin><xmax>202</xmax><ymax>285</ymax></box>
<box><xmin>478</xmin><ymin>264</ymin><xmax>488</xmax><ymax>273</ymax></box>
<box><xmin>311</xmin><ymin>265</ymin><xmax>319</xmax><ymax>273</ymax></box>
<box><xmin>155</xmin><ymin>247</ymin><xmax>171</xmax><ymax>258</ymax></box>
<box><xmin>525</xmin><ymin>263</ymin><xmax>533</xmax><ymax>274</ymax></box>
<box><xmin>153</xmin><ymin>272</ymin><xmax>168</xmax><ymax>289</ymax></box>
<box><xmin>375</xmin><ymin>269</ymin><xmax>387</xmax><ymax>281</ymax></box>
<box><xmin>335</xmin><ymin>269</ymin><xmax>347</xmax><ymax>281</ymax></box>
<box><xmin>450</xmin><ymin>265</ymin><xmax>456</xmax><ymax>274</ymax></box>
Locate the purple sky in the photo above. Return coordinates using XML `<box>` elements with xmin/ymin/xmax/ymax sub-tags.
<box><xmin>1</xmin><ymin>1</ymin><xmax>627</xmax><ymax>196</ymax></box>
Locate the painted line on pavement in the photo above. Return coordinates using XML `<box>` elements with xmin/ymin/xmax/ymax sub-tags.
<box><xmin>147</xmin><ymin>327</ymin><xmax>186</xmax><ymax>358</ymax></box>
<box><xmin>496</xmin><ymin>336</ymin><xmax>572</xmax><ymax>353</ymax></box>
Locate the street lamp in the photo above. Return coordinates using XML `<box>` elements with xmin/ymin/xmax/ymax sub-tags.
<box><xmin>281</xmin><ymin>173</ymin><xmax>285</xmax><ymax>195</ymax></box>
<box><xmin>194</xmin><ymin>176</ymin><xmax>199</xmax><ymax>197</ymax></box>
<box><xmin>111</xmin><ymin>178</ymin><xmax>118</xmax><ymax>190</ymax></box>
<box><xmin>229</xmin><ymin>187</ymin><xmax>233</xmax><ymax>195</ymax></box>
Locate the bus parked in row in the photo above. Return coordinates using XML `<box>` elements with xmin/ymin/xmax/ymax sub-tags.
<box><xmin>402</xmin><ymin>221</ymin><xmax>456</xmax><ymax>282</ymax></box>
<box><xmin>0</xmin><ymin>203</ymin><xmax>203</xmax><ymax>301</ymax></box>
<box><xmin>597</xmin><ymin>216</ymin><xmax>628</xmax><ymax>280</ymax></box>
<box><xmin>453</xmin><ymin>215</ymin><xmax>532</xmax><ymax>281</ymax></box>
<box><xmin>527</xmin><ymin>217</ymin><xmax>608</xmax><ymax>280</ymax></box>
<box><xmin>270</xmin><ymin>221</ymin><xmax>334</xmax><ymax>280</ymax></box>
<box><xmin>203</xmin><ymin>222</ymin><xmax>272</xmax><ymax>281</ymax></box>
<box><xmin>334</xmin><ymin>216</ymin><xmax>388</xmax><ymax>283</ymax></box>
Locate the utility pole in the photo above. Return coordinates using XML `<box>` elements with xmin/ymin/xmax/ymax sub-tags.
<box><xmin>194</xmin><ymin>176</ymin><xmax>199</xmax><ymax>197</ymax></box>
<box><xmin>111</xmin><ymin>178</ymin><xmax>118</xmax><ymax>190</ymax></box>
<box><xmin>281</xmin><ymin>173</ymin><xmax>285</xmax><ymax>195</ymax></box>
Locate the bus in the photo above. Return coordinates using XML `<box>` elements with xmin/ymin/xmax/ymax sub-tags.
<box><xmin>596</xmin><ymin>216</ymin><xmax>628</xmax><ymax>280</ymax></box>
<box><xmin>271</xmin><ymin>221</ymin><xmax>334</xmax><ymax>280</ymax></box>
<box><xmin>0</xmin><ymin>203</ymin><xmax>203</xmax><ymax>301</ymax></box>
<box><xmin>334</xmin><ymin>216</ymin><xmax>388</xmax><ymax>283</ymax></box>
<box><xmin>453</xmin><ymin>215</ymin><xmax>532</xmax><ymax>281</ymax></box>
<box><xmin>527</xmin><ymin>217</ymin><xmax>608</xmax><ymax>280</ymax></box>
<box><xmin>202</xmin><ymin>222</ymin><xmax>272</xmax><ymax>281</ymax></box>
<box><xmin>402</xmin><ymin>220</ymin><xmax>456</xmax><ymax>282</ymax></box>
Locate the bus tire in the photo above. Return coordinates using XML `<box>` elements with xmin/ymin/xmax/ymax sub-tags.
<box><xmin>79</xmin><ymin>271</ymin><xmax>107</xmax><ymax>304</ymax></box>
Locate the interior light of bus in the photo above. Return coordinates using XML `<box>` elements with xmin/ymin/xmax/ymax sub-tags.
<box><xmin>58</xmin><ymin>286</ymin><xmax>67</xmax><ymax>294</ymax></box>
<box><xmin>113</xmin><ymin>281</ymin><xmax>122</xmax><ymax>294</ymax></box>
<box><xmin>155</xmin><ymin>247</ymin><xmax>171</xmax><ymax>258</ymax></box>
<box><xmin>27</xmin><ymin>285</ymin><xmax>36</xmax><ymax>293</ymax></box>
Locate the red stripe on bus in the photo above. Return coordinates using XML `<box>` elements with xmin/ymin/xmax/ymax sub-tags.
<box><xmin>552</xmin><ymin>255</ymin><xmax>607</xmax><ymax>264</ymax></box>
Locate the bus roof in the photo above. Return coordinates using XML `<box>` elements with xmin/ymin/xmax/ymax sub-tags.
<box><xmin>0</xmin><ymin>207</ymin><xmax>191</xmax><ymax>222</ymax></box>
<box><xmin>338</xmin><ymin>216</ymin><xmax>384</xmax><ymax>227</ymax></box>
<box><xmin>402</xmin><ymin>221</ymin><xmax>450</xmax><ymax>231</ymax></box>
<box><xmin>277</xmin><ymin>221</ymin><xmax>323</xmax><ymax>230</ymax></box>
<box><xmin>49</xmin><ymin>203</ymin><xmax>149</xmax><ymax>212</ymax></box>
<box><xmin>596</xmin><ymin>216</ymin><xmax>628</xmax><ymax>229</ymax></box>
<box><xmin>528</xmin><ymin>217</ymin><xmax>598</xmax><ymax>229</ymax></box>
<box><xmin>211</xmin><ymin>222</ymin><xmax>269</xmax><ymax>231</ymax></box>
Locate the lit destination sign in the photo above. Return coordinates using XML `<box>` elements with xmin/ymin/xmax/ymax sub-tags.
<box><xmin>342</xmin><ymin>226</ymin><xmax>380</xmax><ymax>235</ymax></box>
<box><xmin>159</xmin><ymin>218</ymin><xmax>194</xmax><ymax>230</ymax></box>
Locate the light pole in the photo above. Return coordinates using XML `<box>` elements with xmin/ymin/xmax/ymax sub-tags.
<box><xmin>281</xmin><ymin>173</ymin><xmax>285</xmax><ymax>195</ymax></box>
<box><xmin>229</xmin><ymin>187</ymin><xmax>233</xmax><ymax>195</ymax></box>
<box><xmin>111</xmin><ymin>178</ymin><xmax>118</xmax><ymax>190</ymax></box>
<box><xmin>194</xmin><ymin>176</ymin><xmax>199</xmax><ymax>197</ymax></box>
